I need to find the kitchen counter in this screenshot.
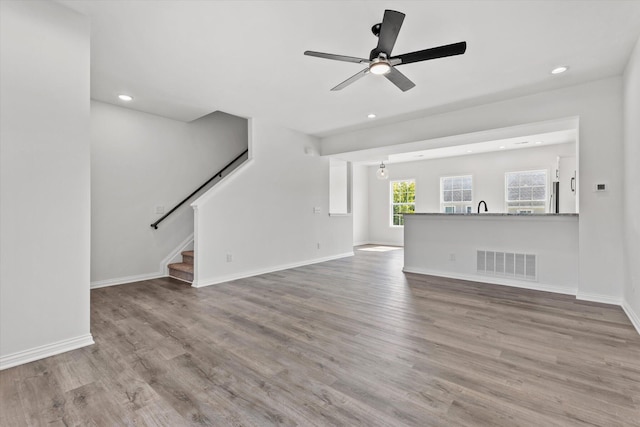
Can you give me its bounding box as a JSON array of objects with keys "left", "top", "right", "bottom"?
[
  {"left": 406, "top": 212, "right": 578, "bottom": 217},
  {"left": 403, "top": 213, "right": 579, "bottom": 295}
]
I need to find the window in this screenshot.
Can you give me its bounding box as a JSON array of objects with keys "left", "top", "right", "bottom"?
[
  {"left": 505, "top": 170, "right": 547, "bottom": 214},
  {"left": 440, "top": 175, "right": 473, "bottom": 213},
  {"left": 391, "top": 180, "right": 415, "bottom": 226}
]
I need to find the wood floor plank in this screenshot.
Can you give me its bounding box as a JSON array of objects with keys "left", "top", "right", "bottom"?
[
  {"left": 0, "top": 368, "right": 29, "bottom": 426},
  {"left": 1, "top": 246, "right": 639, "bottom": 426}
]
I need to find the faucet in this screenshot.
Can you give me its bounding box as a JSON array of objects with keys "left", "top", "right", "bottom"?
[{"left": 477, "top": 200, "right": 488, "bottom": 213}]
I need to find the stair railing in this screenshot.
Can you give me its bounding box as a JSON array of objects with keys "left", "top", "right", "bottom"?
[{"left": 150, "top": 148, "right": 249, "bottom": 229}]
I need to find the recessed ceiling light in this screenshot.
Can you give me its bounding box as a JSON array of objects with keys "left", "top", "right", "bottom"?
[
  {"left": 367, "top": 113, "right": 376, "bottom": 119},
  {"left": 551, "top": 66, "right": 568, "bottom": 75},
  {"left": 466, "top": 150, "right": 473, "bottom": 153},
  {"left": 499, "top": 146, "right": 506, "bottom": 149},
  {"left": 118, "top": 94, "right": 133, "bottom": 101},
  {"left": 535, "top": 141, "right": 542, "bottom": 144}
]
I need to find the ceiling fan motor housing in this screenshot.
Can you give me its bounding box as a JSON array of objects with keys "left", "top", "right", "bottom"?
[{"left": 371, "top": 23, "right": 382, "bottom": 37}]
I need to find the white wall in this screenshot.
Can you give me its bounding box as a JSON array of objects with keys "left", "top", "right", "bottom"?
[
  {"left": 367, "top": 143, "right": 576, "bottom": 246},
  {"left": 0, "top": 1, "right": 93, "bottom": 368},
  {"left": 322, "top": 78, "right": 625, "bottom": 304},
  {"left": 623, "top": 36, "right": 640, "bottom": 332},
  {"left": 192, "top": 119, "right": 353, "bottom": 287},
  {"left": 329, "top": 158, "right": 348, "bottom": 214},
  {"left": 91, "top": 101, "right": 247, "bottom": 286},
  {"left": 352, "top": 163, "right": 370, "bottom": 245},
  {"left": 404, "top": 215, "right": 579, "bottom": 295}
]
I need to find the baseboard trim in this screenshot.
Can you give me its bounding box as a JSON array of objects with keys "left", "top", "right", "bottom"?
[
  {"left": 167, "top": 274, "right": 193, "bottom": 284},
  {"left": 92, "top": 235, "right": 195, "bottom": 289},
  {"left": 193, "top": 252, "right": 354, "bottom": 288},
  {"left": 403, "top": 266, "right": 577, "bottom": 296},
  {"left": 356, "top": 241, "right": 403, "bottom": 247},
  {"left": 90, "top": 272, "right": 165, "bottom": 289},
  {"left": 576, "top": 292, "right": 623, "bottom": 306},
  {"left": 622, "top": 301, "right": 640, "bottom": 336},
  {"left": 0, "top": 334, "right": 94, "bottom": 371}
]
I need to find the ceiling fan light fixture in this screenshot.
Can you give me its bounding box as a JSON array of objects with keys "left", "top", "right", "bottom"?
[
  {"left": 369, "top": 60, "right": 391, "bottom": 75},
  {"left": 376, "top": 161, "right": 389, "bottom": 180}
]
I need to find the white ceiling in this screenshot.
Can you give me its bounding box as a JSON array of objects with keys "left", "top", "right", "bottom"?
[
  {"left": 386, "top": 129, "right": 576, "bottom": 165},
  {"left": 59, "top": 0, "right": 640, "bottom": 137},
  {"left": 332, "top": 124, "right": 577, "bottom": 165}
]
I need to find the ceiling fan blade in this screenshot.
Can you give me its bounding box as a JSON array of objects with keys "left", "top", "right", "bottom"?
[
  {"left": 331, "top": 68, "right": 369, "bottom": 91},
  {"left": 304, "top": 51, "right": 369, "bottom": 64},
  {"left": 384, "top": 67, "right": 415, "bottom": 92},
  {"left": 392, "top": 41, "right": 467, "bottom": 65},
  {"left": 371, "top": 10, "right": 405, "bottom": 58}
]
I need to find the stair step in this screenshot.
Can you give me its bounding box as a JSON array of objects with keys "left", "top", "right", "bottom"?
[
  {"left": 169, "top": 262, "right": 193, "bottom": 273},
  {"left": 181, "top": 250, "right": 194, "bottom": 264},
  {"left": 168, "top": 262, "right": 193, "bottom": 283}
]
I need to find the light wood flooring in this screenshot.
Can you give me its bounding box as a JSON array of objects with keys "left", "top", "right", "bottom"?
[{"left": 1, "top": 247, "right": 639, "bottom": 426}]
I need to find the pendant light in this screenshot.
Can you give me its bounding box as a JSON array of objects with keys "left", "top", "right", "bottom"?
[{"left": 376, "top": 161, "right": 389, "bottom": 180}]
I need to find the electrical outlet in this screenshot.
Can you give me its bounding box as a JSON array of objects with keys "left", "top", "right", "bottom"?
[
  {"left": 317, "top": 242, "right": 321, "bottom": 249},
  {"left": 449, "top": 253, "right": 456, "bottom": 261},
  {"left": 226, "top": 253, "right": 233, "bottom": 262},
  {"left": 313, "top": 207, "right": 321, "bottom": 214},
  {"left": 594, "top": 182, "right": 608, "bottom": 192}
]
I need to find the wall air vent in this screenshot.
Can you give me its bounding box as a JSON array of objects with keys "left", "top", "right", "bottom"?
[{"left": 477, "top": 250, "right": 537, "bottom": 281}]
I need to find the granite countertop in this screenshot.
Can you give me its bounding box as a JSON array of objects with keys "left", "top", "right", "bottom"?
[{"left": 406, "top": 213, "right": 579, "bottom": 217}]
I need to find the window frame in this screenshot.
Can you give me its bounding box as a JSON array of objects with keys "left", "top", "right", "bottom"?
[
  {"left": 504, "top": 169, "right": 548, "bottom": 214},
  {"left": 389, "top": 179, "right": 416, "bottom": 227},
  {"left": 440, "top": 174, "right": 474, "bottom": 214}
]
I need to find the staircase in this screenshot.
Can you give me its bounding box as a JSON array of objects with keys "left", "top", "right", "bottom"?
[{"left": 168, "top": 251, "right": 194, "bottom": 283}]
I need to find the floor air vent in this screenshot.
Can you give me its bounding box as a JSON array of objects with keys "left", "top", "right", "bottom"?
[{"left": 477, "top": 250, "right": 537, "bottom": 281}]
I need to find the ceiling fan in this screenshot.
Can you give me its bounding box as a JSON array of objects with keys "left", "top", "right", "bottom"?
[{"left": 304, "top": 9, "right": 467, "bottom": 92}]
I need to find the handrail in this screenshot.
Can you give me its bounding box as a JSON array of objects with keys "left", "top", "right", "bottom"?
[{"left": 150, "top": 148, "right": 249, "bottom": 229}]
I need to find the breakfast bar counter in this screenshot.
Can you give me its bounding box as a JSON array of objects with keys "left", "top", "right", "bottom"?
[{"left": 403, "top": 213, "right": 579, "bottom": 294}]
